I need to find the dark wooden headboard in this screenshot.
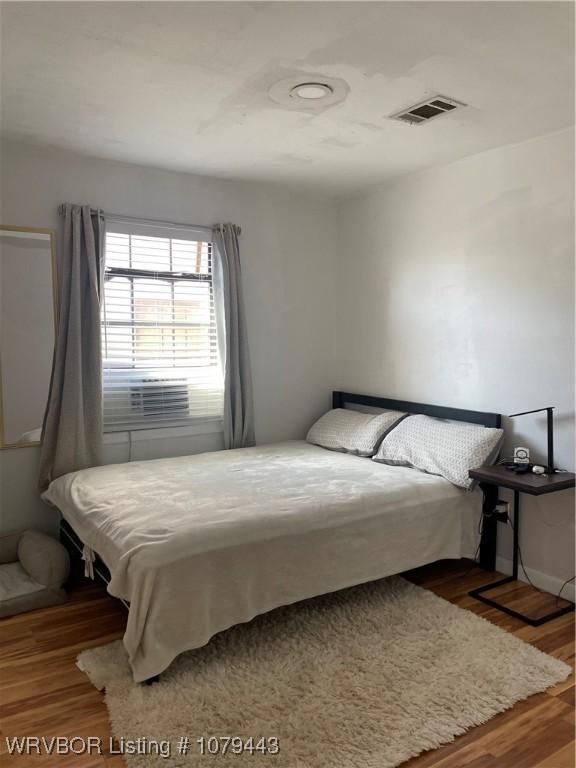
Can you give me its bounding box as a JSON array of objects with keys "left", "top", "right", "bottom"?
[{"left": 332, "top": 391, "right": 502, "bottom": 429}]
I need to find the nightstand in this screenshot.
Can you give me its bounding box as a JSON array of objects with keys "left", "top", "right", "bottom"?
[{"left": 468, "top": 465, "right": 575, "bottom": 626}]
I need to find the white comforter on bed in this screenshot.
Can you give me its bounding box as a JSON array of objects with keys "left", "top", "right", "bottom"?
[{"left": 43, "top": 441, "right": 479, "bottom": 682}]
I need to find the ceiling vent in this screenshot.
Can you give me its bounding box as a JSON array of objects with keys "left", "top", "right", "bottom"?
[{"left": 391, "top": 95, "right": 466, "bottom": 125}]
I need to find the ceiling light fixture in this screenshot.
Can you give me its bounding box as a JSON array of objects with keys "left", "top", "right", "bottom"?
[
  {"left": 290, "top": 82, "right": 334, "bottom": 101},
  {"left": 268, "top": 75, "right": 348, "bottom": 111}
]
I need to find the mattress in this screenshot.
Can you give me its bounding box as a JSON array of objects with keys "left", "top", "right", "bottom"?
[{"left": 43, "top": 441, "right": 480, "bottom": 681}]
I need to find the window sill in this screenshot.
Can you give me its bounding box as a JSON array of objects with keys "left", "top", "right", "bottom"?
[{"left": 103, "top": 419, "right": 223, "bottom": 445}]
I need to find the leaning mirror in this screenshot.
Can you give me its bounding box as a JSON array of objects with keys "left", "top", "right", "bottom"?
[{"left": 0, "top": 226, "right": 57, "bottom": 448}]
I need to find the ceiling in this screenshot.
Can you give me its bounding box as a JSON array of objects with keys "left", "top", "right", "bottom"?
[{"left": 1, "top": 2, "right": 574, "bottom": 195}]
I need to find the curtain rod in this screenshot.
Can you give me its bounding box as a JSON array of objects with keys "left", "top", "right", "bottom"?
[
  {"left": 59, "top": 205, "right": 240, "bottom": 235},
  {"left": 62, "top": 205, "right": 212, "bottom": 232},
  {"left": 100, "top": 211, "right": 213, "bottom": 233}
]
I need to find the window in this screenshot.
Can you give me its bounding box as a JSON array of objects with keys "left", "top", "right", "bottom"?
[{"left": 101, "top": 224, "right": 223, "bottom": 431}]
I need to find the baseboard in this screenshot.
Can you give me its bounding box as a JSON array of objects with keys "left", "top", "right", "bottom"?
[{"left": 495, "top": 556, "right": 575, "bottom": 604}]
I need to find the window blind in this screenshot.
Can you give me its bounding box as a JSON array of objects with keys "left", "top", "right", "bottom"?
[{"left": 102, "top": 225, "right": 223, "bottom": 432}]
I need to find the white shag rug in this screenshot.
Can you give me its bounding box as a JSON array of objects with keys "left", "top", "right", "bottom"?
[{"left": 78, "top": 577, "right": 570, "bottom": 768}]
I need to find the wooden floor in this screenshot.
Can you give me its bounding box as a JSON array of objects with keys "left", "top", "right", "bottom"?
[{"left": 0, "top": 561, "right": 573, "bottom": 767}]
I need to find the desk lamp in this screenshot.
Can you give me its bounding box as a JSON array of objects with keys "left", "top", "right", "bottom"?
[{"left": 508, "top": 407, "right": 556, "bottom": 474}]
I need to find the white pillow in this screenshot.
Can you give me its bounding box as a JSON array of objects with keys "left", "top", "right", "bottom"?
[
  {"left": 306, "top": 408, "right": 406, "bottom": 457},
  {"left": 372, "top": 414, "right": 503, "bottom": 489}
]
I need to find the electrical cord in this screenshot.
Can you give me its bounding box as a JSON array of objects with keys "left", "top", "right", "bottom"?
[
  {"left": 469, "top": 508, "right": 544, "bottom": 593},
  {"left": 556, "top": 575, "right": 575, "bottom": 604},
  {"left": 466, "top": 507, "right": 537, "bottom": 588},
  {"left": 464, "top": 499, "right": 574, "bottom": 606},
  {"left": 507, "top": 516, "right": 542, "bottom": 594},
  {"left": 507, "top": 516, "right": 575, "bottom": 603},
  {"left": 462, "top": 508, "right": 495, "bottom": 579}
]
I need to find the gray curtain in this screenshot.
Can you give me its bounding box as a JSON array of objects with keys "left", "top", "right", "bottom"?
[
  {"left": 212, "top": 223, "right": 255, "bottom": 449},
  {"left": 39, "top": 204, "right": 105, "bottom": 490}
]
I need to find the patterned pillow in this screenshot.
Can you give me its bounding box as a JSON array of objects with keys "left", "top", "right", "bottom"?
[
  {"left": 372, "top": 414, "right": 503, "bottom": 489},
  {"left": 306, "top": 408, "right": 406, "bottom": 457}
]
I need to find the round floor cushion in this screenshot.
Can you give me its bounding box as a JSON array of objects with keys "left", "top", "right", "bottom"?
[{"left": 18, "top": 530, "right": 70, "bottom": 589}]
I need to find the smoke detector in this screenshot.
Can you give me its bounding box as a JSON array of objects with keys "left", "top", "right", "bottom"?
[
  {"left": 391, "top": 95, "right": 467, "bottom": 125},
  {"left": 268, "top": 75, "right": 349, "bottom": 111}
]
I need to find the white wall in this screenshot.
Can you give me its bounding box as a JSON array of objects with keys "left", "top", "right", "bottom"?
[
  {"left": 336, "top": 128, "right": 575, "bottom": 595},
  {"left": 0, "top": 140, "right": 338, "bottom": 535},
  {"left": 1, "top": 131, "right": 573, "bottom": 598}
]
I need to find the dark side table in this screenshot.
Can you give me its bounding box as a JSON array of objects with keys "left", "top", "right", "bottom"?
[{"left": 468, "top": 465, "right": 575, "bottom": 626}]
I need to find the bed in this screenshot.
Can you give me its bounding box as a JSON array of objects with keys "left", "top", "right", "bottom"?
[{"left": 43, "top": 392, "right": 502, "bottom": 683}]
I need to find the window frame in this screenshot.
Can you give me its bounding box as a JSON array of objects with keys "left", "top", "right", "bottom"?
[{"left": 101, "top": 222, "right": 223, "bottom": 433}]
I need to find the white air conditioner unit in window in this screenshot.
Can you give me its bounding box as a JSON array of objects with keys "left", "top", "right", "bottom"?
[{"left": 130, "top": 376, "right": 190, "bottom": 419}]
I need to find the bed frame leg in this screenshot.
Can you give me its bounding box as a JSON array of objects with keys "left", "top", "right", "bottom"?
[{"left": 143, "top": 675, "right": 160, "bottom": 686}]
